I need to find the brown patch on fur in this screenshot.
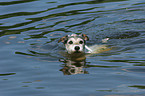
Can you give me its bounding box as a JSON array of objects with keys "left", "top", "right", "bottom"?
[
  {"left": 82, "top": 34, "right": 89, "bottom": 41},
  {"left": 58, "top": 35, "right": 68, "bottom": 43}
]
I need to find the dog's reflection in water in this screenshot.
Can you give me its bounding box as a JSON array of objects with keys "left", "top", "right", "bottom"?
[{"left": 59, "top": 57, "right": 88, "bottom": 75}]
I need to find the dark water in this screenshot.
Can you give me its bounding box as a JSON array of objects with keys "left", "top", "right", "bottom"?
[{"left": 0, "top": 0, "right": 145, "bottom": 96}]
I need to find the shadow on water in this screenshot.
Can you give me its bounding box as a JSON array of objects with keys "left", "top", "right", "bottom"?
[
  {"left": 0, "top": 0, "right": 38, "bottom": 5},
  {"left": 0, "top": 73, "right": 16, "bottom": 76},
  {"left": 106, "top": 31, "right": 140, "bottom": 39},
  {"left": 129, "top": 85, "right": 145, "bottom": 89}
]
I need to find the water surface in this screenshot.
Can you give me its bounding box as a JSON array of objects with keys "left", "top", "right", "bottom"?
[{"left": 0, "top": 0, "right": 145, "bottom": 96}]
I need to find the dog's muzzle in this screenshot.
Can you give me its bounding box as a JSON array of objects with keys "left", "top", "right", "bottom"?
[{"left": 73, "top": 45, "right": 83, "bottom": 53}]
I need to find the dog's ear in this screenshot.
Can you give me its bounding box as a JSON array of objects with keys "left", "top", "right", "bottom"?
[
  {"left": 81, "top": 34, "right": 89, "bottom": 41},
  {"left": 58, "top": 35, "right": 68, "bottom": 43}
]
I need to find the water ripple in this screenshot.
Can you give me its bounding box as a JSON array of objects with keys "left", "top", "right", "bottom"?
[{"left": 0, "top": 0, "right": 38, "bottom": 6}]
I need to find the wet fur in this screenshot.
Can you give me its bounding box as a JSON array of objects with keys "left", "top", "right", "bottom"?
[{"left": 58, "top": 34, "right": 111, "bottom": 61}]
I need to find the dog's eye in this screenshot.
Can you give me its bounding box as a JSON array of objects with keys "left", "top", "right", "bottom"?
[
  {"left": 68, "top": 41, "right": 73, "bottom": 44},
  {"left": 79, "top": 41, "right": 83, "bottom": 44}
]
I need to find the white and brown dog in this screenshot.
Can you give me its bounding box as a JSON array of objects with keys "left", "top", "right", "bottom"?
[
  {"left": 58, "top": 34, "right": 89, "bottom": 54},
  {"left": 58, "top": 34, "right": 110, "bottom": 61}
]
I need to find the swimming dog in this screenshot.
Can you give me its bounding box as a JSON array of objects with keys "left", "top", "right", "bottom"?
[{"left": 58, "top": 34, "right": 110, "bottom": 61}]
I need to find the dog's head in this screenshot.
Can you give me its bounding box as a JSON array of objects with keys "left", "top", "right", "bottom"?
[{"left": 58, "top": 34, "right": 89, "bottom": 54}]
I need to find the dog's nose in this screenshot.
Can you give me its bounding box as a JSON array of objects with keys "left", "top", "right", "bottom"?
[{"left": 75, "top": 46, "right": 80, "bottom": 51}]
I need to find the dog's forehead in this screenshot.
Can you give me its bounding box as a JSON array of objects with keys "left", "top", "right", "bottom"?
[{"left": 68, "top": 36, "right": 84, "bottom": 41}]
